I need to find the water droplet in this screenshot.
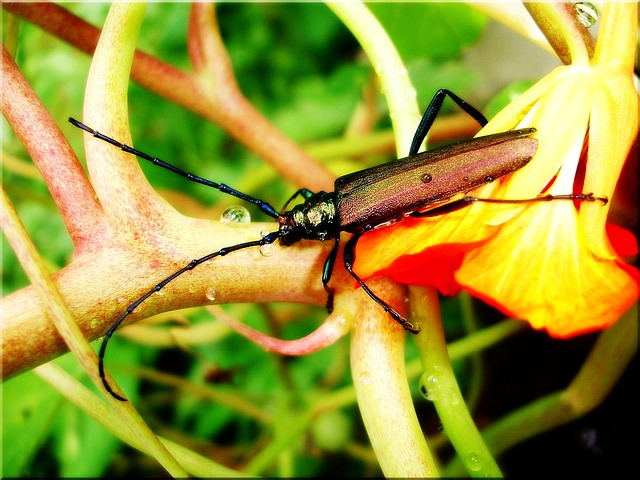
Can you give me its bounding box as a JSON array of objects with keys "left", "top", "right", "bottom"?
[
  {"left": 205, "top": 286, "right": 216, "bottom": 301},
  {"left": 484, "top": 175, "right": 494, "bottom": 183},
  {"left": 574, "top": 2, "right": 598, "bottom": 28},
  {"left": 420, "top": 172, "right": 433, "bottom": 183},
  {"left": 419, "top": 373, "right": 441, "bottom": 401},
  {"left": 359, "top": 373, "right": 371, "bottom": 385},
  {"left": 155, "top": 289, "right": 165, "bottom": 297},
  {"left": 259, "top": 243, "right": 273, "bottom": 257},
  {"left": 465, "top": 452, "right": 482, "bottom": 472},
  {"left": 462, "top": 175, "right": 470, "bottom": 182},
  {"left": 220, "top": 205, "right": 251, "bottom": 224},
  {"left": 116, "top": 297, "right": 126, "bottom": 304}
]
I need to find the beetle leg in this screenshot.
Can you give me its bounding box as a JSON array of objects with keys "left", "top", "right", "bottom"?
[
  {"left": 409, "top": 197, "right": 475, "bottom": 218},
  {"left": 410, "top": 192, "right": 608, "bottom": 219},
  {"left": 321, "top": 238, "right": 340, "bottom": 313},
  {"left": 410, "top": 89, "right": 489, "bottom": 156},
  {"left": 281, "top": 188, "right": 315, "bottom": 212},
  {"left": 343, "top": 233, "right": 420, "bottom": 334}
]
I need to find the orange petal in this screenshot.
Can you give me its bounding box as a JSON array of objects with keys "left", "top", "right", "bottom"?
[
  {"left": 354, "top": 183, "right": 506, "bottom": 279},
  {"left": 456, "top": 200, "right": 638, "bottom": 337}
]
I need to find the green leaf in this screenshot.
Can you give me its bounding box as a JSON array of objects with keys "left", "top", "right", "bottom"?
[
  {"left": 2, "top": 372, "right": 63, "bottom": 476},
  {"left": 367, "top": 3, "right": 488, "bottom": 62}
]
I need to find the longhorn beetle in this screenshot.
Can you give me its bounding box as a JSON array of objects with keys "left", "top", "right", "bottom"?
[{"left": 70, "top": 89, "right": 606, "bottom": 400}]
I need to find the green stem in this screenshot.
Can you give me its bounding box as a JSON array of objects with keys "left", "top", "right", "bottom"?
[
  {"left": 326, "top": 1, "right": 420, "bottom": 155},
  {"left": 406, "top": 318, "right": 525, "bottom": 381},
  {"left": 446, "top": 304, "right": 638, "bottom": 476},
  {"left": 411, "top": 286, "right": 502, "bottom": 477},
  {"left": 326, "top": 3, "right": 437, "bottom": 476}
]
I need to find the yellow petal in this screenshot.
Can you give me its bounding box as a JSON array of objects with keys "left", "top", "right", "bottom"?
[
  {"left": 581, "top": 68, "right": 638, "bottom": 259},
  {"left": 456, "top": 200, "right": 637, "bottom": 337}
]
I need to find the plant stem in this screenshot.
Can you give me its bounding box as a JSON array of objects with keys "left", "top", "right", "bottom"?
[
  {"left": 326, "top": 1, "right": 420, "bottom": 155},
  {"left": 444, "top": 304, "right": 638, "bottom": 475},
  {"left": 350, "top": 279, "right": 439, "bottom": 477},
  {"left": 411, "top": 286, "right": 502, "bottom": 477}
]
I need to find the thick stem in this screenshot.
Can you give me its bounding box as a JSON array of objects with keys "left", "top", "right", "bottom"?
[
  {"left": 1, "top": 46, "right": 106, "bottom": 253},
  {"left": 1, "top": 222, "right": 331, "bottom": 380},
  {"left": 350, "top": 278, "right": 438, "bottom": 477}
]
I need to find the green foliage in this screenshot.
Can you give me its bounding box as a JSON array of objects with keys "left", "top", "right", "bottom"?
[
  {"left": 2, "top": 372, "right": 63, "bottom": 477},
  {"left": 368, "top": 3, "right": 487, "bottom": 63}
]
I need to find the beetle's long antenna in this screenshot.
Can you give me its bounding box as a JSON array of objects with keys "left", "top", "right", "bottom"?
[
  {"left": 99, "top": 231, "right": 282, "bottom": 401},
  {"left": 69, "top": 118, "right": 281, "bottom": 219}
]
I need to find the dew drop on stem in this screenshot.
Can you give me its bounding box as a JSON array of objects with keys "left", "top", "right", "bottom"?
[
  {"left": 574, "top": 2, "right": 598, "bottom": 28},
  {"left": 205, "top": 286, "right": 217, "bottom": 301},
  {"left": 220, "top": 205, "right": 251, "bottom": 225}
]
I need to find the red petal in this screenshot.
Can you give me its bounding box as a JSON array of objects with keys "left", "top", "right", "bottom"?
[
  {"left": 385, "top": 242, "right": 483, "bottom": 296},
  {"left": 606, "top": 223, "right": 638, "bottom": 257}
]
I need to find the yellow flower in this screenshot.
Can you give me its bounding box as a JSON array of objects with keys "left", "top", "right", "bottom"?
[{"left": 355, "top": 3, "right": 638, "bottom": 337}]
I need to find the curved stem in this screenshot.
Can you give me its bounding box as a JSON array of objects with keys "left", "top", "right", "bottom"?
[
  {"left": 83, "top": 3, "right": 174, "bottom": 232},
  {"left": 445, "top": 304, "right": 638, "bottom": 475},
  {"left": 1, "top": 46, "right": 106, "bottom": 252},
  {"left": 326, "top": 2, "right": 420, "bottom": 156},
  {"left": 351, "top": 279, "right": 439, "bottom": 477},
  {"left": 411, "top": 286, "right": 502, "bottom": 477},
  {"left": 524, "top": 2, "right": 594, "bottom": 66}
]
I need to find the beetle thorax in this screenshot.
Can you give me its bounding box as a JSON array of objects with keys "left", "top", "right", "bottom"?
[{"left": 278, "top": 191, "right": 339, "bottom": 245}]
